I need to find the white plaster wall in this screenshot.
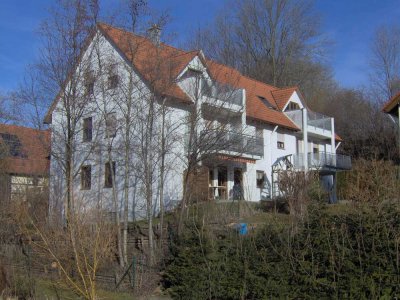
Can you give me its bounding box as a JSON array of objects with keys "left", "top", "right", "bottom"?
[
  {"left": 49, "top": 31, "right": 191, "bottom": 220},
  {"left": 283, "top": 92, "right": 305, "bottom": 110}
]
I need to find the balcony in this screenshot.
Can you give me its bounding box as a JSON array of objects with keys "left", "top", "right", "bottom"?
[
  {"left": 200, "top": 129, "right": 264, "bottom": 157},
  {"left": 292, "top": 152, "right": 352, "bottom": 171},
  {"left": 285, "top": 109, "right": 332, "bottom": 138},
  {"left": 201, "top": 79, "right": 244, "bottom": 107}
]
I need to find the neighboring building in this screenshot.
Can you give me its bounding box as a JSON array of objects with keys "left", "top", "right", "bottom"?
[
  {"left": 383, "top": 91, "right": 400, "bottom": 158},
  {"left": 45, "top": 23, "right": 351, "bottom": 219},
  {"left": 383, "top": 92, "right": 400, "bottom": 120},
  {"left": 0, "top": 124, "right": 50, "bottom": 203}
]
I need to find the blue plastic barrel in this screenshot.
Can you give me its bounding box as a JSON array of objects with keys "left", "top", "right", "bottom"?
[{"left": 234, "top": 223, "right": 247, "bottom": 235}]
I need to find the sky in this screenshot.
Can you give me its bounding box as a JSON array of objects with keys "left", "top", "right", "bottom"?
[{"left": 1, "top": 0, "right": 400, "bottom": 93}]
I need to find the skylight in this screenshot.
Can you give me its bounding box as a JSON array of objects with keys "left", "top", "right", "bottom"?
[{"left": 257, "top": 95, "right": 275, "bottom": 109}]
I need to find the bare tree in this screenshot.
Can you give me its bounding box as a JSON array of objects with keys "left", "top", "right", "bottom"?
[
  {"left": 191, "top": 0, "right": 328, "bottom": 89},
  {"left": 18, "top": 204, "right": 115, "bottom": 300},
  {"left": 93, "top": 13, "right": 176, "bottom": 266},
  {"left": 0, "top": 91, "right": 17, "bottom": 124},
  {"left": 318, "top": 88, "right": 398, "bottom": 160},
  {"left": 9, "top": 68, "right": 52, "bottom": 130},
  {"left": 39, "top": 0, "right": 100, "bottom": 223},
  {"left": 369, "top": 24, "right": 400, "bottom": 103}
]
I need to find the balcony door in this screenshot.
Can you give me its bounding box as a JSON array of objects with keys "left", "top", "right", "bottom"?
[
  {"left": 233, "top": 168, "right": 243, "bottom": 200},
  {"left": 217, "top": 167, "right": 228, "bottom": 200}
]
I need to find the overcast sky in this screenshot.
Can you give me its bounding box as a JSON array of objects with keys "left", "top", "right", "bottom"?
[{"left": 1, "top": 0, "right": 400, "bottom": 92}]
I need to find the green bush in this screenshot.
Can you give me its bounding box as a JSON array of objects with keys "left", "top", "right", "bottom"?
[{"left": 164, "top": 205, "right": 400, "bottom": 299}]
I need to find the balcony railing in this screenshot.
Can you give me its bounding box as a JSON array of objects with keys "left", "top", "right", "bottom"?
[
  {"left": 285, "top": 109, "right": 332, "bottom": 132},
  {"left": 201, "top": 79, "right": 243, "bottom": 106},
  {"left": 201, "top": 129, "right": 264, "bottom": 157},
  {"left": 292, "top": 152, "right": 352, "bottom": 170}
]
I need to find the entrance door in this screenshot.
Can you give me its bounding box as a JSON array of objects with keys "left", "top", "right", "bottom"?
[{"left": 233, "top": 168, "right": 243, "bottom": 200}]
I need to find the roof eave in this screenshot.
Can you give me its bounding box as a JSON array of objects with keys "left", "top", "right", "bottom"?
[
  {"left": 246, "top": 116, "right": 300, "bottom": 131},
  {"left": 383, "top": 92, "right": 400, "bottom": 116}
]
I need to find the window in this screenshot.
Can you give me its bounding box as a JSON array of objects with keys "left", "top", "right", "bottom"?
[
  {"left": 277, "top": 133, "right": 285, "bottom": 149},
  {"left": 255, "top": 127, "right": 263, "bottom": 138},
  {"left": 106, "top": 112, "right": 117, "bottom": 138},
  {"left": 183, "top": 67, "right": 202, "bottom": 79},
  {"left": 108, "top": 74, "right": 119, "bottom": 89},
  {"left": 83, "top": 117, "right": 93, "bottom": 142},
  {"left": 286, "top": 102, "right": 300, "bottom": 111},
  {"left": 81, "top": 165, "right": 91, "bottom": 190},
  {"left": 84, "top": 70, "right": 95, "bottom": 96},
  {"left": 313, "top": 144, "right": 319, "bottom": 154},
  {"left": 256, "top": 171, "right": 265, "bottom": 188},
  {"left": 0, "top": 133, "right": 25, "bottom": 157},
  {"left": 104, "top": 161, "right": 116, "bottom": 188}
]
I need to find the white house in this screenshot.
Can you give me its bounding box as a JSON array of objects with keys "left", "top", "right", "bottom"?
[{"left": 45, "top": 23, "right": 351, "bottom": 220}]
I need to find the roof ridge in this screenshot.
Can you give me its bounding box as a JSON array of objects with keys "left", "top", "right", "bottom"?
[
  {"left": 272, "top": 86, "right": 298, "bottom": 93},
  {"left": 239, "top": 74, "right": 278, "bottom": 90},
  {"left": 171, "top": 50, "right": 198, "bottom": 59}
]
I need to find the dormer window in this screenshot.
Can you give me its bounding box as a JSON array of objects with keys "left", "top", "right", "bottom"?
[
  {"left": 286, "top": 102, "right": 300, "bottom": 111},
  {"left": 182, "top": 67, "right": 202, "bottom": 80}
]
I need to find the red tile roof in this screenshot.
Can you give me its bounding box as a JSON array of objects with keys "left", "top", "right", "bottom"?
[
  {"left": 45, "top": 23, "right": 342, "bottom": 139},
  {"left": 382, "top": 91, "right": 400, "bottom": 116},
  {"left": 206, "top": 60, "right": 299, "bottom": 130},
  {"left": 271, "top": 87, "right": 298, "bottom": 110},
  {"left": 0, "top": 124, "right": 50, "bottom": 176},
  {"left": 98, "top": 22, "right": 194, "bottom": 103}
]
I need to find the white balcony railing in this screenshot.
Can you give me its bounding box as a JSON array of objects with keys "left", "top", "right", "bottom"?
[
  {"left": 292, "top": 152, "right": 352, "bottom": 170},
  {"left": 285, "top": 109, "right": 332, "bottom": 132},
  {"left": 201, "top": 79, "right": 243, "bottom": 106},
  {"left": 200, "top": 129, "right": 263, "bottom": 157}
]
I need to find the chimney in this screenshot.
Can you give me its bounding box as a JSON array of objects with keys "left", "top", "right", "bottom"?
[{"left": 147, "top": 24, "right": 161, "bottom": 46}]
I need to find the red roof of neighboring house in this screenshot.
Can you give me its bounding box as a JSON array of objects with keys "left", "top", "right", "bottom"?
[
  {"left": 382, "top": 91, "right": 400, "bottom": 116},
  {"left": 0, "top": 124, "right": 50, "bottom": 176}
]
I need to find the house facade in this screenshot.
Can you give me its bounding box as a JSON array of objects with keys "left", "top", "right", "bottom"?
[
  {"left": 45, "top": 23, "right": 351, "bottom": 220},
  {"left": 0, "top": 124, "right": 50, "bottom": 204}
]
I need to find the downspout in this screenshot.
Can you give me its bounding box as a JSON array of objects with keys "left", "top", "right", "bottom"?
[{"left": 335, "top": 141, "right": 342, "bottom": 151}]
